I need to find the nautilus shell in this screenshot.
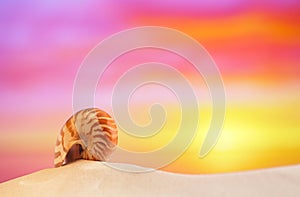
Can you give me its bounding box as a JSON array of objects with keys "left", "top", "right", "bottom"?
[{"left": 54, "top": 108, "right": 118, "bottom": 167}]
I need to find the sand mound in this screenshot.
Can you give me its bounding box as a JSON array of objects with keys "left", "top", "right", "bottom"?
[{"left": 1, "top": 160, "right": 299, "bottom": 196}]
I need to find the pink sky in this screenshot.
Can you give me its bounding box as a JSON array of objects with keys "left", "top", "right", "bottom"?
[{"left": 0, "top": 0, "right": 299, "bottom": 182}]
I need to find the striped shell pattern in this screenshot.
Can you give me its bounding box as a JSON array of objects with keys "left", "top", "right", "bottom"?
[{"left": 54, "top": 108, "right": 118, "bottom": 167}]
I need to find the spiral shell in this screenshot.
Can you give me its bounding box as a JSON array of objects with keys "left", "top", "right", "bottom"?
[{"left": 54, "top": 108, "right": 118, "bottom": 167}]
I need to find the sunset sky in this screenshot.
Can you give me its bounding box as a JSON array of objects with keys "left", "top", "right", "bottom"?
[{"left": 0, "top": 0, "right": 300, "bottom": 182}]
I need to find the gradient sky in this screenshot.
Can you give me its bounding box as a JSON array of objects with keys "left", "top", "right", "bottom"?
[{"left": 0, "top": 0, "right": 300, "bottom": 182}]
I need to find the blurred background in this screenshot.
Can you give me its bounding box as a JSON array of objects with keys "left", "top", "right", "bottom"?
[{"left": 0, "top": 0, "right": 299, "bottom": 182}]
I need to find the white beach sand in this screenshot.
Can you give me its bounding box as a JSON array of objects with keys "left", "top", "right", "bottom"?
[{"left": 0, "top": 160, "right": 299, "bottom": 197}]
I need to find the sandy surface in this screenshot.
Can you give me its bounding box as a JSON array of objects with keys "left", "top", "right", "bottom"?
[{"left": 0, "top": 160, "right": 299, "bottom": 197}]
